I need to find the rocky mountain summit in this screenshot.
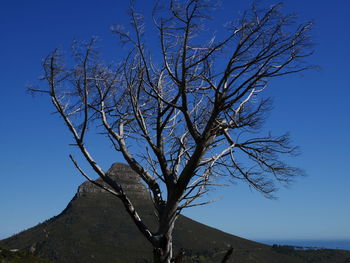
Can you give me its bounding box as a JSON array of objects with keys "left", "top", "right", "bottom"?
[{"left": 77, "top": 163, "right": 148, "bottom": 198}]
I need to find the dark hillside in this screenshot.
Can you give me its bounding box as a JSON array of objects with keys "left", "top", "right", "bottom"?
[
  {"left": 0, "top": 246, "right": 52, "bottom": 263},
  {"left": 1, "top": 163, "right": 349, "bottom": 263}
]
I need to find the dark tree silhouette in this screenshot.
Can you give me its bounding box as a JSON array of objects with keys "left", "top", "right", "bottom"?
[{"left": 32, "top": 1, "right": 313, "bottom": 262}]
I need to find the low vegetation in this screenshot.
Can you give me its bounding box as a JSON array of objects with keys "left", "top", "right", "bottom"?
[
  {"left": 271, "top": 245, "right": 350, "bottom": 263},
  {"left": 0, "top": 246, "right": 52, "bottom": 263}
]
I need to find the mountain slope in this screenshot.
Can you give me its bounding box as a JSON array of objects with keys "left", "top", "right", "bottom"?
[
  {"left": 0, "top": 246, "right": 52, "bottom": 263},
  {"left": 1, "top": 163, "right": 349, "bottom": 263}
]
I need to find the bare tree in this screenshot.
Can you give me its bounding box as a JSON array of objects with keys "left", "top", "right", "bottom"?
[{"left": 32, "top": 1, "right": 313, "bottom": 262}]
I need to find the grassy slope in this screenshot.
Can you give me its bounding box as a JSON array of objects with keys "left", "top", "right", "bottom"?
[
  {"left": 1, "top": 192, "right": 350, "bottom": 263},
  {"left": 0, "top": 246, "right": 52, "bottom": 263}
]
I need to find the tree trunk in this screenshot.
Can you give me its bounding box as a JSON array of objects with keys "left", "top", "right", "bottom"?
[{"left": 153, "top": 233, "right": 173, "bottom": 263}]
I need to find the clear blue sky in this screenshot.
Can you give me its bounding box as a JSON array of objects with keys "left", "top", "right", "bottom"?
[{"left": 1, "top": 0, "right": 349, "bottom": 242}]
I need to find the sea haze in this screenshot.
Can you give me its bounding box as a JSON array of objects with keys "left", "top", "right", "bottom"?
[{"left": 257, "top": 240, "right": 350, "bottom": 251}]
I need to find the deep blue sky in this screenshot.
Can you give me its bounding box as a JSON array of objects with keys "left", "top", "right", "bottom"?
[{"left": 1, "top": 0, "right": 349, "bottom": 242}]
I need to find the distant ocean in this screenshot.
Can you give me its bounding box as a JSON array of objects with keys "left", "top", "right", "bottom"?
[{"left": 257, "top": 240, "right": 350, "bottom": 251}]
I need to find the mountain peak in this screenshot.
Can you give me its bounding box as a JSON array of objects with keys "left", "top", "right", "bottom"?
[
  {"left": 77, "top": 163, "right": 148, "bottom": 197},
  {"left": 2, "top": 163, "right": 349, "bottom": 263}
]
